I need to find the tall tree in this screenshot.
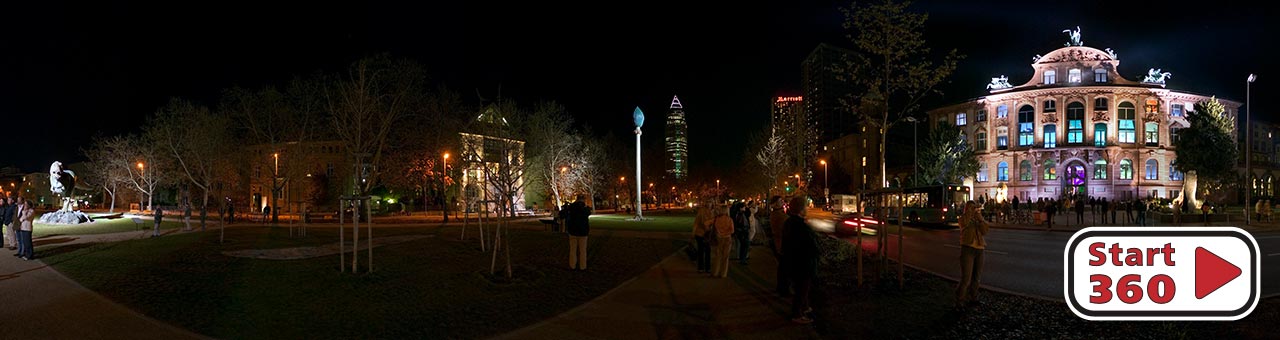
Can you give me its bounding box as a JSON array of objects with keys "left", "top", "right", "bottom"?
[
  {"left": 755, "top": 129, "right": 789, "bottom": 195},
  {"left": 841, "top": 0, "right": 961, "bottom": 188},
  {"left": 223, "top": 77, "right": 326, "bottom": 223},
  {"left": 524, "top": 101, "right": 578, "bottom": 207},
  {"left": 917, "top": 123, "right": 978, "bottom": 185},
  {"left": 325, "top": 55, "right": 425, "bottom": 196},
  {"left": 82, "top": 135, "right": 130, "bottom": 212},
  {"left": 1174, "top": 97, "right": 1238, "bottom": 208},
  {"left": 147, "top": 98, "right": 236, "bottom": 230}
]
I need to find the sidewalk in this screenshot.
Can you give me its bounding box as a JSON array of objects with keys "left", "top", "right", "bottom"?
[
  {"left": 496, "top": 246, "right": 818, "bottom": 340},
  {"left": 0, "top": 239, "right": 205, "bottom": 338}
]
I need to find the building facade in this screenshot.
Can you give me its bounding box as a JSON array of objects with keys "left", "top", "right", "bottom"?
[
  {"left": 665, "top": 95, "right": 688, "bottom": 181},
  {"left": 803, "top": 43, "right": 860, "bottom": 145},
  {"left": 460, "top": 105, "right": 527, "bottom": 212},
  {"left": 928, "top": 42, "right": 1240, "bottom": 203},
  {"left": 772, "top": 95, "right": 819, "bottom": 183}
]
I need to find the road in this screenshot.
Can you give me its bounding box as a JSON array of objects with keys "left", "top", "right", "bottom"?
[{"left": 817, "top": 217, "right": 1280, "bottom": 300}]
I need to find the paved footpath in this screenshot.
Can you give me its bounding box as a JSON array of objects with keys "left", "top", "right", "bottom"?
[
  {"left": 0, "top": 230, "right": 205, "bottom": 339},
  {"left": 496, "top": 245, "right": 819, "bottom": 340}
]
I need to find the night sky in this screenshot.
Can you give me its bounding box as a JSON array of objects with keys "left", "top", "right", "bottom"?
[{"left": 1, "top": 1, "right": 1274, "bottom": 174}]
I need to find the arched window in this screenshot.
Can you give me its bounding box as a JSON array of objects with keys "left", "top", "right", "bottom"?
[
  {"left": 1145, "top": 159, "right": 1158, "bottom": 180},
  {"left": 997, "top": 162, "right": 1009, "bottom": 182},
  {"left": 1067, "top": 102, "right": 1084, "bottom": 144},
  {"left": 978, "top": 163, "right": 989, "bottom": 182},
  {"left": 1120, "top": 159, "right": 1133, "bottom": 180},
  {"left": 1044, "top": 159, "right": 1057, "bottom": 180},
  {"left": 997, "top": 126, "right": 1009, "bottom": 150},
  {"left": 1069, "top": 68, "right": 1082, "bottom": 83},
  {"left": 1118, "top": 102, "right": 1136, "bottom": 143},
  {"left": 1094, "top": 68, "right": 1108, "bottom": 83},
  {"left": 1043, "top": 124, "right": 1057, "bottom": 148},
  {"left": 1170, "top": 159, "right": 1183, "bottom": 181},
  {"left": 1044, "top": 99, "right": 1057, "bottom": 112},
  {"left": 976, "top": 130, "right": 987, "bottom": 151},
  {"left": 1020, "top": 160, "right": 1032, "bottom": 181},
  {"left": 1018, "top": 105, "right": 1035, "bottom": 146},
  {"left": 1145, "top": 122, "right": 1159, "bottom": 146},
  {"left": 1094, "top": 123, "right": 1108, "bottom": 147},
  {"left": 1044, "top": 70, "right": 1057, "bottom": 84},
  {"left": 1093, "top": 159, "right": 1108, "bottom": 179}
]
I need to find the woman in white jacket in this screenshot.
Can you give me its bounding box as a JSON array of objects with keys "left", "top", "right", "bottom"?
[{"left": 18, "top": 199, "right": 34, "bottom": 260}]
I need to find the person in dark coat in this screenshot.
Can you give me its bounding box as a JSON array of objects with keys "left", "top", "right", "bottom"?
[
  {"left": 153, "top": 206, "right": 164, "bottom": 237},
  {"left": 782, "top": 196, "right": 818, "bottom": 324},
  {"left": 566, "top": 194, "right": 593, "bottom": 271},
  {"left": 1, "top": 197, "right": 13, "bottom": 250},
  {"left": 1074, "top": 198, "right": 1085, "bottom": 226},
  {"left": 731, "top": 201, "right": 751, "bottom": 264}
]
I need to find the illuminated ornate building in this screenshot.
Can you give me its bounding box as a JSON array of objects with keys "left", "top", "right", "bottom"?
[
  {"left": 928, "top": 31, "right": 1240, "bottom": 202},
  {"left": 665, "top": 95, "right": 688, "bottom": 181}
]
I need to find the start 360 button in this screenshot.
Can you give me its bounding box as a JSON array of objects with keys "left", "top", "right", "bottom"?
[{"left": 1064, "top": 227, "right": 1260, "bottom": 321}]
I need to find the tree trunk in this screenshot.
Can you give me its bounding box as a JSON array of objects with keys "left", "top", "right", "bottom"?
[
  {"left": 505, "top": 199, "right": 513, "bottom": 279},
  {"left": 107, "top": 188, "right": 116, "bottom": 213},
  {"left": 200, "top": 189, "right": 209, "bottom": 231}
]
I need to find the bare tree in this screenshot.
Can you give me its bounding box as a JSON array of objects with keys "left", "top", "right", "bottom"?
[
  {"left": 325, "top": 55, "right": 425, "bottom": 196},
  {"left": 82, "top": 136, "right": 129, "bottom": 212},
  {"left": 147, "top": 98, "right": 236, "bottom": 231},
  {"left": 524, "top": 101, "right": 578, "bottom": 207},
  {"left": 756, "top": 129, "right": 789, "bottom": 195}
]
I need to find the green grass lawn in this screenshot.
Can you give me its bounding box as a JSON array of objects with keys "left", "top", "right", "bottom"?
[
  {"left": 33, "top": 216, "right": 189, "bottom": 238},
  {"left": 588, "top": 210, "right": 694, "bottom": 233},
  {"left": 43, "top": 225, "right": 686, "bottom": 339}
]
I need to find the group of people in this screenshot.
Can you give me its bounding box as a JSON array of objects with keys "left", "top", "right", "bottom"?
[
  {"left": 692, "top": 195, "right": 820, "bottom": 324},
  {"left": 559, "top": 194, "right": 593, "bottom": 271},
  {"left": 0, "top": 195, "right": 37, "bottom": 260},
  {"left": 975, "top": 194, "right": 1181, "bottom": 228}
]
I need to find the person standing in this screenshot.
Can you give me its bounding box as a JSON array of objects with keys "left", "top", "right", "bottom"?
[
  {"left": 184, "top": 202, "right": 193, "bottom": 231},
  {"left": 732, "top": 202, "right": 751, "bottom": 265},
  {"left": 1202, "top": 201, "right": 1212, "bottom": 226},
  {"left": 1135, "top": 200, "right": 1147, "bottom": 226},
  {"left": 956, "top": 201, "right": 990, "bottom": 308},
  {"left": 782, "top": 196, "right": 818, "bottom": 324},
  {"left": 0, "top": 197, "right": 11, "bottom": 249},
  {"left": 746, "top": 200, "right": 760, "bottom": 246},
  {"left": 1124, "top": 200, "right": 1133, "bottom": 224},
  {"left": 13, "top": 197, "right": 26, "bottom": 256},
  {"left": 692, "top": 204, "right": 713, "bottom": 273},
  {"left": 18, "top": 198, "right": 35, "bottom": 260},
  {"left": 711, "top": 205, "right": 734, "bottom": 278},
  {"left": 1074, "top": 197, "right": 1085, "bottom": 226},
  {"left": 153, "top": 206, "right": 164, "bottom": 237},
  {"left": 225, "top": 197, "right": 235, "bottom": 225},
  {"left": 566, "top": 194, "right": 592, "bottom": 271},
  {"left": 768, "top": 196, "right": 790, "bottom": 296}
]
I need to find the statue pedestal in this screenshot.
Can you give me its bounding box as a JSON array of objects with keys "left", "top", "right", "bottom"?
[{"left": 38, "top": 210, "right": 94, "bottom": 225}]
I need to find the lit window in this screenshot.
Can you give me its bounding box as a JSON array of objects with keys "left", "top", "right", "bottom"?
[
  {"left": 976, "top": 110, "right": 987, "bottom": 122},
  {"left": 861, "top": 157, "right": 866, "bottom": 167},
  {"left": 997, "top": 127, "right": 1009, "bottom": 150},
  {"left": 1018, "top": 105, "right": 1034, "bottom": 146},
  {"left": 1043, "top": 99, "right": 1056, "bottom": 112},
  {"left": 1171, "top": 103, "right": 1183, "bottom": 117},
  {"left": 977, "top": 163, "right": 989, "bottom": 182},
  {"left": 1119, "top": 159, "right": 1133, "bottom": 180},
  {"left": 976, "top": 131, "right": 987, "bottom": 151},
  {"left": 1020, "top": 160, "right": 1032, "bottom": 181},
  {"left": 997, "top": 162, "right": 1009, "bottom": 182},
  {"left": 1069, "top": 68, "right": 1081, "bottom": 83},
  {"left": 997, "top": 105, "right": 1008, "bottom": 118},
  {"left": 1067, "top": 102, "right": 1084, "bottom": 144},
  {"left": 1171, "top": 125, "right": 1182, "bottom": 144},
  {"left": 1094, "top": 68, "right": 1108, "bottom": 83},
  {"left": 1043, "top": 124, "right": 1057, "bottom": 148},
  {"left": 1170, "top": 160, "right": 1183, "bottom": 181},
  {"left": 1093, "top": 159, "right": 1108, "bottom": 179},
  {"left": 1044, "top": 159, "right": 1057, "bottom": 180},
  {"left": 1145, "top": 122, "right": 1159, "bottom": 146},
  {"left": 1145, "top": 159, "right": 1158, "bottom": 180},
  {"left": 1145, "top": 98, "right": 1159, "bottom": 114},
  {"left": 956, "top": 113, "right": 967, "bottom": 126},
  {"left": 1044, "top": 70, "right": 1057, "bottom": 85},
  {"left": 1094, "top": 123, "right": 1108, "bottom": 147},
  {"left": 1118, "top": 102, "right": 1136, "bottom": 143}
]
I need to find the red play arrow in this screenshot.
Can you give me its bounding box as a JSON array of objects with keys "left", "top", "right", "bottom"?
[{"left": 1196, "top": 247, "right": 1242, "bottom": 299}]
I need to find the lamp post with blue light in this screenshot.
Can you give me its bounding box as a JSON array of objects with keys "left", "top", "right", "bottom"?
[{"left": 633, "top": 107, "right": 645, "bottom": 220}]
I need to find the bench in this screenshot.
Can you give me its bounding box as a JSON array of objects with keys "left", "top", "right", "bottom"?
[{"left": 131, "top": 217, "right": 144, "bottom": 230}]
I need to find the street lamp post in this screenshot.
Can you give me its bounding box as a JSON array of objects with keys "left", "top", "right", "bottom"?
[
  {"left": 905, "top": 117, "right": 919, "bottom": 186},
  {"left": 272, "top": 152, "right": 279, "bottom": 224},
  {"left": 820, "top": 160, "right": 828, "bottom": 205},
  {"left": 1247, "top": 74, "right": 1257, "bottom": 224},
  {"left": 633, "top": 107, "right": 645, "bottom": 220},
  {"left": 137, "top": 162, "right": 146, "bottom": 211},
  {"left": 443, "top": 153, "right": 450, "bottom": 222}
]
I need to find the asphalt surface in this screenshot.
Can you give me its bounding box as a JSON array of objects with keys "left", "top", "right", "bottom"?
[{"left": 815, "top": 216, "right": 1280, "bottom": 300}]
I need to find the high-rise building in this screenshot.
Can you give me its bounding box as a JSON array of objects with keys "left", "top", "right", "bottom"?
[
  {"left": 772, "top": 95, "right": 819, "bottom": 185},
  {"left": 802, "top": 43, "right": 860, "bottom": 145},
  {"left": 665, "top": 95, "right": 688, "bottom": 181}
]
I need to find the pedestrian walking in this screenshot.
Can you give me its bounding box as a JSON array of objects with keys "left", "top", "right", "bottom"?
[
  {"left": 957, "top": 201, "right": 990, "bottom": 308},
  {"left": 768, "top": 196, "right": 790, "bottom": 296},
  {"left": 712, "top": 204, "right": 735, "bottom": 278},
  {"left": 566, "top": 194, "right": 592, "bottom": 271},
  {"left": 1074, "top": 197, "right": 1085, "bottom": 226},
  {"left": 782, "top": 196, "right": 818, "bottom": 324},
  {"left": 692, "top": 204, "right": 713, "bottom": 273}
]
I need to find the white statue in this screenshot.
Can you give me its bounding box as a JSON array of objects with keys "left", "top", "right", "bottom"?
[
  {"left": 1104, "top": 48, "right": 1117, "bottom": 59},
  {"left": 1143, "top": 68, "right": 1172, "bottom": 84},
  {"left": 1063, "top": 26, "right": 1082, "bottom": 46},
  {"left": 48, "top": 161, "right": 78, "bottom": 211},
  {"left": 986, "top": 75, "right": 1013, "bottom": 90},
  {"left": 1032, "top": 54, "right": 1042, "bottom": 63}
]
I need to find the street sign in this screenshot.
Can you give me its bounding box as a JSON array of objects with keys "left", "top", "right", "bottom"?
[{"left": 1064, "top": 227, "right": 1260, "bottom": 321}]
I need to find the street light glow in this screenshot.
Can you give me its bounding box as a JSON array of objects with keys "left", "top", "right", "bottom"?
[
  {"left": 820, "top": 160, "right": 826, "bottom": 165},
  {"left": 137, "top": 162, "right": 144, "bottom": 169}
]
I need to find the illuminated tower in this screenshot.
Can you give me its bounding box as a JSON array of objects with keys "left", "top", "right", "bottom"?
[{"left": 665, "top": 95, "right": 688, "bottom": 181}]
